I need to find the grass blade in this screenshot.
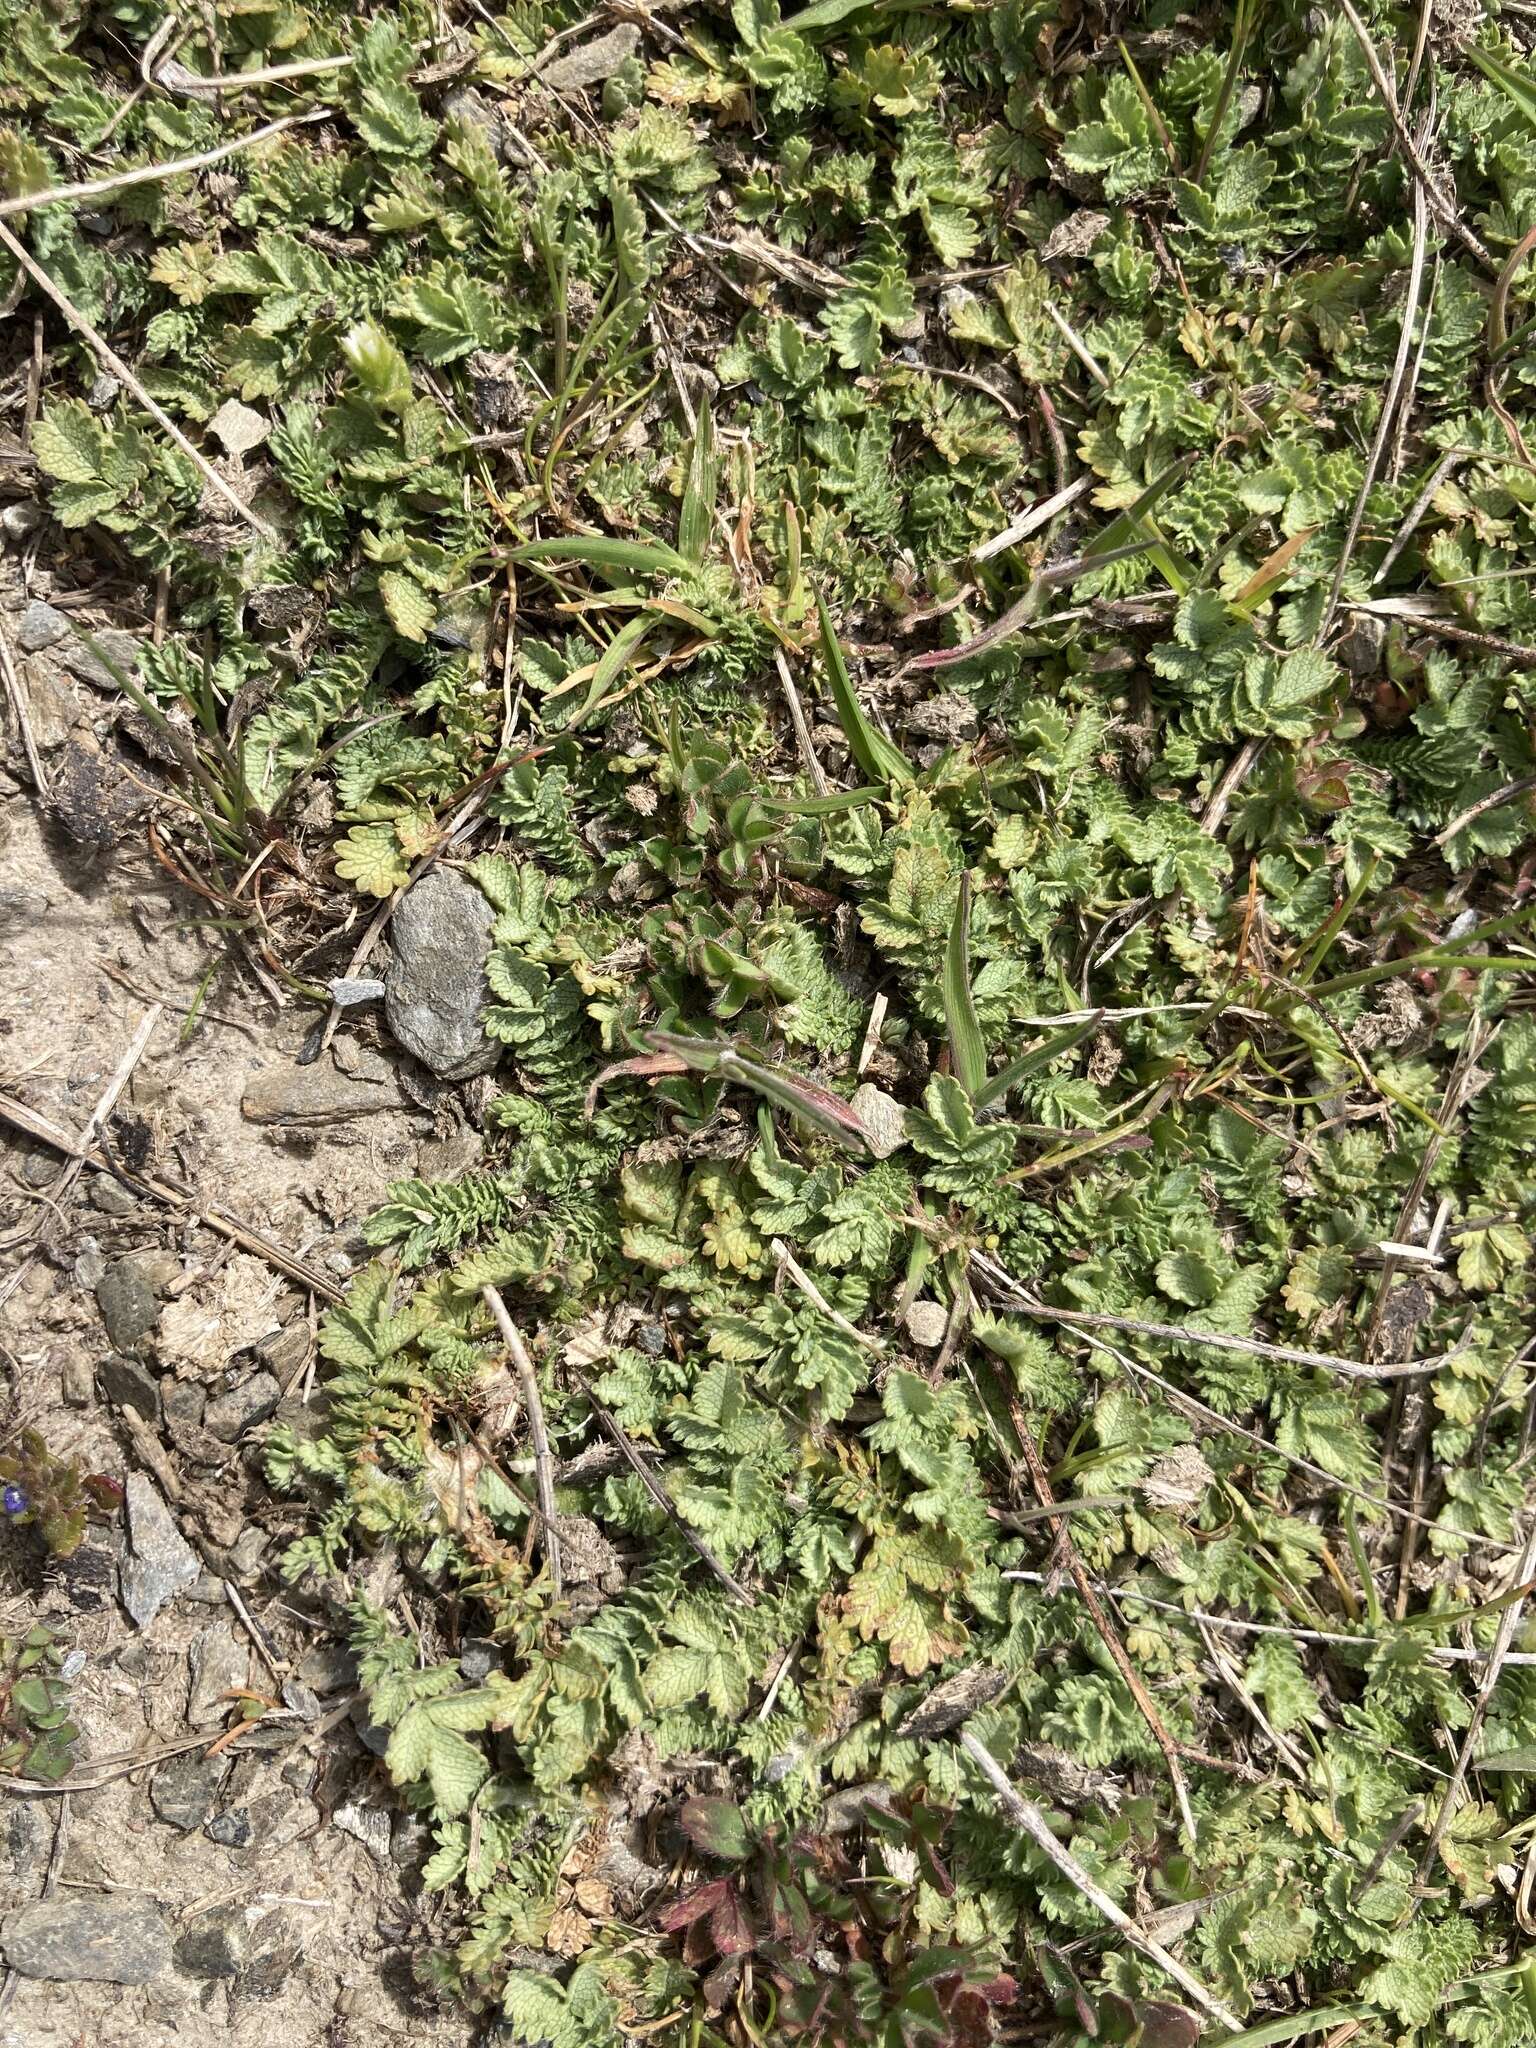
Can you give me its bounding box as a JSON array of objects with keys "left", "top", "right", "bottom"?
[
  {"left": 1083, "top": 455, "right": 1196, "bottom": 595},
  {"left": 1464, "top": 44, "right": 1536, "bottom": 132},
  {"left": 943, "top": 875, "right": 987, "bottom": 1099},
  {"left": 677, "top": 403, "right": 716, "bottom": 565},
  {"left": 761, "top": 786, "right": 884, "bottom": 815},
  {"left": 815, "top": 592, "right": 912, "bottom": 788},
  {"left": 513, "top": 535, "right": 687, "bottom": 577},
  {"left": 974, "top": 1013, "right": 1102, "bottom": 1113}
]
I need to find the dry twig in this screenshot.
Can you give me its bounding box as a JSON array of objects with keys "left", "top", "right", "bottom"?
[
  {"left": 0, "top": 110, "right": 333, "bottom": 223},
  {"left": 574, "top": 1376, "right": 756, "bottom": 1606},
  {"left": 482, "top": 1287, "right": 564, "bottom": 1598},
  {"left": 0, "top": 219, "right": 275, "bottom": 541},
  {"left": 970, "top": 1249, "right": 1459, "bottom": 1382},
  {"left": 1008, "top": 1408, "right": 1235, "bottom": 1829},
  {"left": 957, "top": 1730, "right": 1242, "bottom": 2030},
  {"left": 0, "top": 614, "right": 48, "bottom": 796},
  {"left": 1333, "top": 0, "right": 1493, "bottom": 271},
  {"left": 1319, "top": 158, "right": 1431, "bottom": 640},
  {"left": 1416, "top": 1523, "right": 1536, "bottom": 1884},
  {"left": 0, "top": 1091, "right": 342, "bottom": 1302}
]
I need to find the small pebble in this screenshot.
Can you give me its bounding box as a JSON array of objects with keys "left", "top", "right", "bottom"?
[{"left": 205, "top": 1807, "right": 253, "bottom": 1850}]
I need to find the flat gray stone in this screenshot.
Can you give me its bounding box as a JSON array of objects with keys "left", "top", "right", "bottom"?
[
  {"left": 16, "top": 600, "right": 68, "bottom": 652},
  {"left": 241, "top": 1055, "right": 405, "bottom": 1125},
  {"left": 540, "top": 22, "right": 640, "bottom": 89},
  {"left": 98, "top": 1352, "right": 159, "bottom": 1421},
  {"left": 174, "top": 1905, "right": 248, "bottom": 1979},
  {"left": 203, "top": 1370, "right": 280, "bottom": 1443},
  {"left": 205, "top": 1807, "right": 252, "bottom": 1849},
  {"left": 207, "top": 398, "right": 269, "bottom": 460},
  {"left": 1, "top": 501, "right": 41, "bottom": 540},
  {"left": 150, "top": 1750, "right": 229, "bottom": 1831},
  {"left": 95, "top": 1258, "right": 160, "bottom": 1352},
  {"left": 188, "top": 1620, "right": 249, "bottom": 1725},
  {"left": 334, "top": 1800, "right": 392, "bottom": 1864},
  {"left": 384, "top": 867, "right": 500, "bottom": 1079},
  {"left": 1, "top": 1897, "right": 170, "bottom": 1983},
  {"left": 850, "top": 1083, "right": 906, "bottom": 1159},
  {"left": 53, "top": 626, "right": 142, "bottom": 691},
  {"left": 904, "top": 1300, "right": 950, "bottom": 1349},
  {"left": 119, "top": 1475, "right": 199, "bottom": 1630}
]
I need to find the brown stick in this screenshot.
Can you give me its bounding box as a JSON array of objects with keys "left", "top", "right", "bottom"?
[
  {"left": 0, "top": 614, "right": 48, "bottom": 796},
  {"left": 970, "top": 1249, "right": 1458, "bottom": 1382},
  {"left": 481, "top": 1287, "right": 563, "bottom": 1598},
  {"left": 0, "top": 220, "right": 275, "bottom": 541},
  {"left": 0, "top": 110, "right": 332, "bottom": 222},
  {"left": 573, "top": 1376, "right": 756, "bottom": 1606},
  {"left": 957, "top": 1730, "right": 1242, "bottom": 2030},
  {"left": 1009, "top": 1406, "right": 1246, "bottom": 1828},
  {"left": 1416, "top": 1523, "right": 1536, "bottom": 1885},
  {"left": 1333, "top": 0, "right": 1494, "bottom": 271}
]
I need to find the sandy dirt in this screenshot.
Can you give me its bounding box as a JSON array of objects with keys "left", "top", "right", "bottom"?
[{"left": 0, "top": 559, "right": 482, "bottom": 2047}]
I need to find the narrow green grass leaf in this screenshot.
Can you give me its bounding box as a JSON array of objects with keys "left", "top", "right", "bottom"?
[
  {"left": 815, "top": 592, "right": 912, "bottom": 788},
  {"left": 512, "top": 536, "right": 688, "bottom": 577},
  {"left": 974, "top": 1014, "right": 1103, "bottom": 1113},
  {"left": 678, "top": 404, "right": 716, "bottom": 565},
  {"left": 943, "top": 875, "right": 987, "bottom": 1100},
  {"left": 1464, "top": 45, "right": 1536, "bottom": 132}
]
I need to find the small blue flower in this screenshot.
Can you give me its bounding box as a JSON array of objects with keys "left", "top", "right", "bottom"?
[{"left": 1, "top": 1485, "right": 27, "bottom": 1516}]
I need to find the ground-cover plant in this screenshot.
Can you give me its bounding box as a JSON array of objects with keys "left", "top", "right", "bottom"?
[{"left": 7, "top": 0, "right": 1536, "bottom": 2042}]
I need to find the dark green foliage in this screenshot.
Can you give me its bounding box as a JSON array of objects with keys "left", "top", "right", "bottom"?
[
  {"left": 8, "top": 0, "right": 1536, "bottom": 2041},
  {"left": 0, "top": 1429, "right": 122, "bottom": 1558},
  {"left": 0, "top": 1626, "right": 81, "bottom": 1783}
]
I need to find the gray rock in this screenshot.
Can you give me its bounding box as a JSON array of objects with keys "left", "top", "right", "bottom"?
[
  {"left": 223, "top": 1524, "right": 268, "bottom": 1581},
  {"left": 203, "top": 1370, "right": 281, "bottom": 1443},
  {"left": 391, "top": 1813, "right": 433, "bottom": 1867},
  {"left": 206, "top": 398, "right": 269, "bottom": 460},
  {"left": 297, "top": 1643, "right": 356, "bottom": 1694},
  {"left": 55, "top": 626, "right": 141, "bottom": 691},
  {"left": 350, "top": 1700, "right": 390, "bottom": 1757},
  {"left": 188, "top": 1621, "right": 249, "bottom": 1725},
  {"left": 91, "top": 1176, "right": 141, "bottom": 1218},
  {"left": 150, "top": 1750, "right": 230, "bottom": 1831},
  {"left": 119, "top": 1475, "right": 200, "bottom": 1629},
  {"left": 328, "top": 975, "right": 386, "bottom": 1007},
  {"left": 459, "top": 1636, "right": 500, "bottom": 1682},
  {"left": 1, "top": 501, "right": 41, "bottom": 541},
  {"left": 96, "top": 1258, "right": 160, "bottom": 1352},
  {"left": 16, "top": 600, "right": 69, "bottom": 652},
  {"left": 174, "top": 1905, "right": 248, "bottom": 1979},
  {"left": 241, "top": 1055, "right": 405, "bottom": 1125},
  {"left": 206, "top": 1806, "right": 252, "bottom": 1849},
  {"left": 73, "top": 1243, "right": 107, "bottom": 1290},
  {"left": 384, "top": 868, "right": 500, "bottom": 1079},
  {"left": 1, "top": 1897, "right": 170, "bottom": 1983},
  {"left": 850, "top": 1083, "right": 907, "bottom": 1160},
  {"left": 98, "top": 1352, "right": 160, "bottom": 1422},
  {"left": 441, "top": 85, "right": 518, "bottom": 164},
  {"left": 904, "top": 1300, "right": 950, "bottom": 1349},
  {"left": 539, "top": 22, "right": 640, "bottom": 89},
  {"left": 281, "top": 1679, "right": 321, "bottom": 1721},
  {"left": 334, "top": 1800, "right": 392, "bottom": 1864},
  {"left": 60, "top": 1354, "right": 93, "bottom": 1407},
  {"left": 241, "top": 1936, "right": 299, "bottom": 2001},
  {"left": 162, "top": 1380, "right": 206, "bottom": 1431}
]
